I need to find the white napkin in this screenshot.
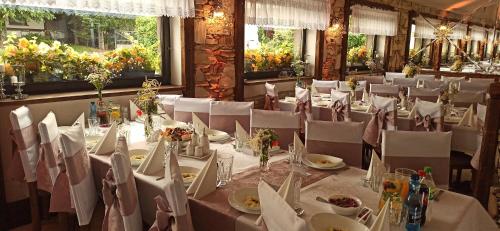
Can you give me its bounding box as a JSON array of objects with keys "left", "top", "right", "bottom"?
[
  {"left": 90, "top": 122, "right": 117, "bottom": 155},
  {"left": 458, "top": 105, "right": 476, "bottom": 127},
  {"left": 366, "top": 152, "right": 385, "bottom": 181},
  {"left": 362, "top": 89, "right": 370, "bottom": 102},
  {"left": 257, "top": 181, "right": 307, "bottom": 231},
  {"left": 115, "top": 135, "right": 131, "bottom": 167},
  {"left": 164, "top": 149, "right": 188, "bottom": 216},
  {"left": 129, "top": 100, "right": 140, "bottom": 121},
  {"left": 136, "top": 138, "right": 166, "bottom": 175},
  {"left": 192, "top": 112, "right": 209, "bottom": 134},
  {"left": 265, "top": 82, "right": 277, "bottom": 97},
  {"left": 235, "top": 120, "right": 249, "bottom": 141},
  {"left": 187, "top": 150, "right": 218, "bottom": 199},
  {"left": 370, "top": 200, "right": 390, "bottom": 231},
  {"left": 73, "top": 112, "right": 85, "bottom": 131},
  {"left": 294, "top": 132, "right": 305, "bottom": 156}
]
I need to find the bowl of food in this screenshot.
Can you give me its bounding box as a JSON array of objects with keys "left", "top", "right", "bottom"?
[
  {"left": 228, "top": 187, "right": 260, "bottom": 214},
  {"left": 161, "top": 127, "right": 193, "bottom": 141},
  {"left": 304, "top": 154, "right": 343, "bottom": 169},
  {"left": 179, "top": 166, "right": 199, "bottom": 186},
  {"left": 309, "top": 213, "right": 368, "bottom": 231},
  {"left": 129, "top": 149, "right": 149, "bottom": 167},
  {"left": 327, "top": 194, "right": 362, "bottom": 216}
]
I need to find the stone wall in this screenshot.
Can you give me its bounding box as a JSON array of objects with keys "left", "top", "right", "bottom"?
[{"left": 322, "top": 0, "right": 346, "bottom": 80}]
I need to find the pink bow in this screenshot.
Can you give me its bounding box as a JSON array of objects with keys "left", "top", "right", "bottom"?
[
  {"left": 264, "top": 94, "right": 279, "bottom": 110},
  {"left": 295, "top": 100, "right": 312, "bottom": 133},
  {"left": 331, "top": 100, "right": 348, "bottom": 122},
  {"left": 149, "top": 196, "right": 175, "bottom": 231},
  {"left": 363, "top": 108, "right": 395, "bottom": 147},
  {"left": 49, "top": 151, "right": 74, "bottom": 213},
  {"left": 102, "top": 169, "right": 125, "bottom": 231},
  {"left": 7, "top": 126, "right": 37, "bottom": 182},
  {"left": 414, "top": 114, "right": 442, "bottom": 132}
]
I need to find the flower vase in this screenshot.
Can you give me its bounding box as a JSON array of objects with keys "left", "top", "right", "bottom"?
[
  {"left": 350, "top": 90, "right": 356, "bottom": 103},
  {"left": 144, "top": 113, "right": 154, "bottom": 140},
  {"left": 259, "top": 142, "right": 271, "bottom": 172},
  {"left": 96, "top": 100, "right": 110, "bottom": 127}
]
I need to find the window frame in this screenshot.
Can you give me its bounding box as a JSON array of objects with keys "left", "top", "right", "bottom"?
[{"left": 3, "top": 15, "right": 171, "bottom": 95}]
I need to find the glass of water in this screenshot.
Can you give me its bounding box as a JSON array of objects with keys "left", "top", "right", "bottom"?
[
  {"left": 217, "top": 153, "right": 234, "bottom": 187},
  {"left": 87, "top": 117, "right": 99, "bottom": 136}
]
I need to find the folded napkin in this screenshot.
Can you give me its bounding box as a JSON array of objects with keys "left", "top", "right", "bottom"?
[
  {"left": 164, "top": 148, "right": 190, "bottom": 217},
  {"left": 235, "top": 120, "right": 249, "bottom": 141},
  {"left": 136, "top": 138, "right": 166, "bottom": 175},
  {"left": 294, "top": 132, "right": 305, "bottom": 156},
  {"left": 193, "top": 112, "right": 209, "bottom": 135},
  {"left": 362, "top": 89, "right": 370, "bottom": 102},
  {"left": 257, "top": 181, "right": 307, "bottom": 231},
  {"left": 370, "top": 200, "right": 390, "bottom": 231},
  {"left": 366, "top": 152, "right": 386, "bottom": 182},
  {"left": 73, "top": 112, "right": 85, "bottom": 132},
  {"left": 458, "top": 105, "right": 476, "bottom": 127},
  {"left": 90, "top": 122, "right": 117, "bottom": 155},
  {"left": 129, "top": 100, "right": 140, "bottom": 121},
  {"left": 187, "top": 150, "right": 218, "bottom": 199}
]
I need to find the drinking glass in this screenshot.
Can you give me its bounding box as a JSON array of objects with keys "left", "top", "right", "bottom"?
[
  {"left": 217, "top": 153, "right": 234, "bottom": 187},
  {"left": 87, "top": 117, "right": 99, "bottom": 136},
  {"left": 379, "top": 172, "right": 404, "bottom": 225},
  {"left": 395, "top": 168, "right": 417, "bottom": 201}
]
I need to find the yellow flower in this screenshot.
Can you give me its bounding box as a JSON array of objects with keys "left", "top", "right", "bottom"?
[
  {"left": 4, "top": 45, "right": 17, "bottom": 57},
  {"left": 17, "top": 38, "right": 30, "bottom": 49}
]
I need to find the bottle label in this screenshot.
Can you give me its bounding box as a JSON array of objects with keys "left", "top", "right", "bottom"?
[{"left": 408, "top": 209, "right": 422, "bottom": 224}]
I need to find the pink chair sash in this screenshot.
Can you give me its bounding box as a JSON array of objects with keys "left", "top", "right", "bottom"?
[
  {"left": 263, "top": 94, "right": 279, "bottom": 110},
  {"left": 413, "top": 113, "right": 443, "bottom": 132},
  {"left": 149, "top": 196, "right": 192, "bottom": 231},
  {"left": 384, "top": 156, "right": 449, "bottom": 186},
  {"left": 209, "top": 115, "right": 250, "bottom": 134},
  {"left": 306, "top": 140, "right": 362, "bottom": 168},
  {"left": 49, "top": 152, "right": 74, "bottom": 213},
  {"left": 36, "top": 138, "right": 60, "bottom": 192},
  {"left": 8, "top": 125, "right": 38, "bottom": 182},
  {"left": 252, "top": 127, "right": 298, "bottom": 150},
  {"left": 362, "top": 109, "right": 395, "bottom": 147},
  {"left": 331, "top": 101, "right": 349, "bottom": 122},
  {"left": 295, "top": 100, "right": 311, "bottom": 133},
  {"left": 65, "top": 148, "right": 90, "bottom": 185},
  {"left": 102, "top": 169, "right": 139, "bottom": 231}
]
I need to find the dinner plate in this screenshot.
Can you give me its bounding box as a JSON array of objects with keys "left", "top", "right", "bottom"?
[
  {"left": 398, "top": 110, "right": 410, "bottom": 117},
  {"left": 309, "top": 213, "right": 369, "bottom": 231},
  {"left": 284, "top": 97, "right": 297, "bottom": 103},
  {"left": 351, "top": 104, "right": 369, "bottom": 112},
  {"left": 303, "top": 154, "right": 346, "bottom": 170},
  {"left": 208, "top": 130, "right": 231, "bottom": 142},
  {"left": 85, "top": 135, "right": 102, "bottom": 150},
  {"left": 314, "top": 101, "right": 330, "bottom": 107},
  {"left": 129, "top": 149, "right": 149, "bottom": 167},
  {"left": 228, "top": 187, "right": 261, "bottom": 215},
  {"left": 445, "top": 116, "right": 462, "bottom": 124},
  {"left": 179, "top": 166, "right": 200, "bottom": 187}
]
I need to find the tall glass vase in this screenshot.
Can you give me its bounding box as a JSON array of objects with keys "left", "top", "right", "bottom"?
[
  {"left": 96, "top": 100, "right": 110, "bottom": 127},
  {"left": 259, "top": 142, "right": 271, "bottom": 172},
  {"left": 144, "top": 113, "right": 153, "bottom": 140}
]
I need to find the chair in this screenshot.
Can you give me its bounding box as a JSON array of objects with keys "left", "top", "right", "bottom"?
[
  {"left": 352, "top": 75, "right": 384, "bottom": 91},
  {"left": 59, "top": 125, "right": 97, "bottom": 226},
  {"left": 459, "top": 81, "right": 490, "bottom": 92},
  {"left": 158, "top": 94, "right": 182, "bottom": 119},
  {"left": 251, "top": 109, "right": 300, "bottom": 149},
  {"left": 469, "top": 78, "right": 495, "bottom": 84},
  {"left": 363, "top": 95, "right": 398, "bottom": 148},
  {"left": 306, "top": 120, "right": 364, "bottom": 168},
  {"left": 369, "top": 84, "right": 399, "bottom": 97},
  {"left": 414, "top": 74, "right": 435, "bottom": 82},
  {"left": 454, "top": 90, "right": 485, "bottom": 108},
  {"left": 423, "top": 80, "right": 447, "bottom": 90},
  {"left": 264, "top": 82, "right": 279, "bottom": 110},
  {"left": 393, "top": 78, "right": 418, "bottom": 88},
  {"left": 295, "top": 87, "right": 312, "bottom": 133},
  {"left": 102, "top": 152, "right": 142, "bottom": 230},
  {"left": 209, "top": 101, "right": 254, "bottom": 134},
  {"left": 441, "top": 76, "right": 466, "bottom": 84},
  {"left": 407, "top": 87, "right": 441, "bottom": 102},
  {"left": 385, "top": 72, "right": 406, "bottom": 82},
  {"left": 173, "top": 98, "right": 213, "bottom": 125},
  {"left": 339, "top": 80, "right": 366, "bottom": 99},
  {"left": 321, "top": 90, "right": 350, "bottom": 122},
  {"left": 10, "top": 106, "right": 41, "bottom": 230},
  {"left": 38, "top": 112, "right": 61, "bottom": 193},
  {"left": 312, "top": 79, "right": 338, "bottom": 94},
  {"left": 382, "top": 130, "right": 452, "bottom": 188},
  {"left": 408, "top": 99, "right": 443, "bottom": 132}
]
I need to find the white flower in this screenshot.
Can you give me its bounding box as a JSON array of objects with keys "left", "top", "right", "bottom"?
[
  {"left": 51, "top": 41, "right": 61, "bottom": 50},
  {"left": 38, "top": 42, "right": 50, "bottom": 54}
]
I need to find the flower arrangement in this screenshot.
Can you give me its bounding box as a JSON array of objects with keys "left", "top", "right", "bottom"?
[
  {"left": 134, "top": 79, "right": 161, "bottom": 137},
  {"left": 346, "top": 77, "right": 359, "bottom": 91},
  {"left": 244, "top": 48, "right": 294, "bottom": 72},
  {"left": 2, "top": 34, "right": 41, "bottom": 74},
  {"left": 449, "top": 55, "right": 463, "bottom": 72},
  {"left": 248, "top": 128, "right": 279, "bottom": 169},
  {"left": 291, "top": 60, "right": 306, "bottom": 77},
  {"left": 402, "top": 63, "right": 419, "bottom": 78},
  {"left": 347, "top": 46, "right": 369, "bottom": 64},
  {"left": 104, "top": 43, "right": 153, "bottom": 75},
  {"left": 85, "top": 66, "right": 112, "bottom": 101}
]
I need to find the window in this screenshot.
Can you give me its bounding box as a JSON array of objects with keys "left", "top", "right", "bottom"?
[
  {"left": 0, "top": 7, "right": 168, "bottom": 94},
  {"left": 346, "top": 33, "right": 386, "bottom": 71},
  {"left": 244, "top": 25, "right": 306, "bottom": 79},
  {"left": 408, "top": 23, "right": 432, "bottom": 68}
]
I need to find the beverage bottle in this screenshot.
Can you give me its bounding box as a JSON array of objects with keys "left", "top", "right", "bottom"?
[
  {"left": 424, "top": 166, "right": 437, "bottom": 199},
  {"left": 418, "top": 170, "right": 429, "bottom": 226},
  {"left": 405, "top": 174, "right": 422, "bottom": 231},
  {"left": 90, "top": 102, "right": 97, "bottom": 118}
]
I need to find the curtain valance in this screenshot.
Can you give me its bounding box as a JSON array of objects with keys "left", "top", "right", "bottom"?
[
  {"left": 245, "top": 0, "right": 331, "bottom": 31},
  {"left": 449, "top": 23, "right": 467, "bottom": 40},
  {"left": 0, "top": 0, "right": 195, "bottom": 17},
  {"left": 414, "top": 16, "right": 440, "bottom": 39},
  {"left": 349, "top": 5, "right": 398, "bottom": 36},
  {"left": 470, "top": 26, "right": 486, "bottom": 41}
]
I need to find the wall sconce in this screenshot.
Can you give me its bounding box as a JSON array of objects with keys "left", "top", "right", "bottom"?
[
  {"left": 433, "top": 23, "right": 453, "bottom": 42},
  {"left": 326, "top": 17, "right": 345, "bottom": 38},
  {"left": 207, "top": 0, "right": 228, "bottom": 26}
]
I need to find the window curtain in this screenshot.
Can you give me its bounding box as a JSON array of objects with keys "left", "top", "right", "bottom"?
[
  {"left": 449, "top": 23, "right": 467, "bottom": 40},
  {"left": 414, "top": 16, "right": 440, "bottom": 39},
  {"left": 470, "top": 26, "right": 486, "bottom": 41},
  {"left": 245, "top": 0, "right": 331, "bottom": 30},
  {"left": 0, "top": 0, "right": 195, "bottom": 17},
  {"left": 349, "top": 5, "right": 398, "bottom": 36}
]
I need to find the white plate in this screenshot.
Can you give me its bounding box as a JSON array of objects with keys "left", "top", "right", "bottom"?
[
  {"left": 228, "top": 187, "right": 261, "bottom": 215},
  {"left": 351, "top": 104, "right": 369, "bottom": 112},
  {"left": 179, "top": 166, "right": 200, "bottom": 187},
  {"left": 398, "top": 110, "right": 410, "bottom": 117},
  {"left": 208, "top": 130, "right": 231, "bottom": 142},
  {"left": 303, "top": 154, "right": 346, "bottom": 170},
  {"left": 309, "top": 213, "right": 369, "bottom": 231},
  {"left": 85, "top": 135, "right": 102, "bottom": 150},
  {"left": 129, "top": 149, "right": 149, "bottom": 167},
  {"left": 285, "top": 97, "right": 297, "bottom": 103}
]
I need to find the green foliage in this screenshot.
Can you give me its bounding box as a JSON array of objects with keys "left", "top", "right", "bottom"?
[
  {"left": 0, "top": 7, "right": 55, "bottom": 41},
  {"left": 134, "top": 17, "right": 160, "bottom": 73},
  {"left": 347, "top": 34, "right": 367, "bottom": 50}
]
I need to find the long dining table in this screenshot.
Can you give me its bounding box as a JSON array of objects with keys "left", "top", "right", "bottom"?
[{"left": 86, "top": 119, "right": 496, "bottom": 231}]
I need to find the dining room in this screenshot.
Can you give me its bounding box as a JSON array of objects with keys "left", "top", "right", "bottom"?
[{"left": 0, "top": 0, "right": 499, "bottom": 231}]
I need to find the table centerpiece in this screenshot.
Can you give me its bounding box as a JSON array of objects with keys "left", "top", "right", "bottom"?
[
  {"left": 248, "top": 128, "right": 279, "bottom": 172},
  {"left": 134, "top": 78, "right": 161, "bottom": 140}
]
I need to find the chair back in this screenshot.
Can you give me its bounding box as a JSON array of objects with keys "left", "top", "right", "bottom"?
[
  {"left": 174, "top": 98, "right": 213, "bottom": 124},
  {"left": 459, "top": 81, "right": 490, "bottom": 92},
  {"left": 469, "top": 78, "right": 495, "bottom": 84},
  {"left": 441, "top": 76, "right": 465, "bottom": 84},
  {"left": 158, "top": 94, "right": 182, "bottom": 119},
  {"left": 409, "top": 99, "right": 443, "bottom": 131},
  {"left": 414, "top": 74, "right": 435, "bottom": 82},
  {"left": 251, "top": 109, "right": 300, "bottom": 149},
  {"left": 393, "top": 78, "right": 418, "bottom": 88},
  {"left": 38, "top": 112, "right": 61, "bottom": 188},
  {"left": 382, "top": 130, "right": 451, "bottom": 187},
  {"left": 9, "top": 106, "right": 39, "bottom": 183},
  {"left": 312, "top": 79, "right": 338, "bottom": 94},
  {"left": 325, "top": 90, "right": 351, "bottom": 122},
  {"left": 362, "top": 96, "right": 397, "bottom": 147},
  {"left": 209, "top": 101, "right": 254, "bottom": 134},
  {"left": 454, "top": 90, "right": 485, "bottom": 108},
  {"left": 408, "top": 87, "right": 441, "bottom": 102},
  {"left": 423, "top": 80, "right": 447, "bottom": 90},
  {"left": 59, "top": 125, "right": 97, "bottom": 225},
  {"left": 264, "top": 82, "right": 280, "bottom": 110},
  {"left": 306, "top": 120, "right": 364, "bottom": 167},
  {"left": 370, "top": 84, "right": 399, "bottom": 97},
  {"left": 385, "top": 72, "right": 406, "bottom": 82}
]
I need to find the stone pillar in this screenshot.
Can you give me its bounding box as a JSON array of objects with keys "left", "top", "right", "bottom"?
[
  {"left": 323, "top": 0, "right": 346, "bottom": 80},
  {"left": 388, "top": 9, "right": 409, "bottom": 72}
]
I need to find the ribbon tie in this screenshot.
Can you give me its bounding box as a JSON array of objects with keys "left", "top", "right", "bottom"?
[
  {"left": 295, "top": 100, "right": 312, "bottom": 133},
  {"left": 264, "top": 94, "right": 279, "bottom": 110},
  {"left": 414, "top": 114, "right": 442, "bottom": 132},
  {"left": 49, "top": 150, "right": 74, "bottom": 213},
  {"left": 363, "top": 108, "right": 395, "bottom": 147},
  {"left": 331, "top": 100, "right": 348, "bottom": 122},
  {"left": 149, "top": 196, "right": 175, "bottom": 231}
]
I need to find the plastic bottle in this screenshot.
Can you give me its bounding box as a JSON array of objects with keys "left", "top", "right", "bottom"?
[
  {"left": 90, "top": 101, "right": 97, "bottom": 118},
  {"left": 424, "top": 166, "right": 437, "bottom": 199},
  {"left": 418, "top": 170, "right": 429, "bottom": 226},
  {"left": 405, "top": 174, "right": 422, "bottom": 231}
]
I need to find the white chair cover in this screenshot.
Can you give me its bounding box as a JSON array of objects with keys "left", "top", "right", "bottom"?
[
  {"left": 459, "top": 81, "right": 490, "bottom": 92},
  {"left": 264, "top": 82, "right": 280, "bottom": 110},
  {"left": 158, "top": 94, "right": 182, "bottom": 119},
  {"left": 295, "top": 87, "right": 312, "bottom": 133},
  {"left": 59, "top": 126, "right": 97, "bottom": 225},
  {"left": 441, "top": 76, "right": 465, "bottom": 84},
  {"left": 408, "top": 99, "right": 443, "bottom": 132},
  {"left": 38, "top": 112, "right": 61, "bottom": 192},
  {"left": 329, "top": 90, "right": 351, "bottom": 122},
  {"left": 363, "top": 96, "right": 397, "bottom": 147},
  {"left": 209, "top": 101, "right": 254, "bottom": 134},
  {"left": 393, "top": 78, "right": 418, "bottom": 88},
  {"left": 469, "top": 78, "right": 495, "bottom": 84},
  {"left": 369, "top": 84, "right": 399, "bottom": 97},
  {"left": 414, "top": 74, "right": 435, "bottom": 82},
  {"left": 382, "top": 130, "right": 452, "bottom": 188},
  {"left": 173, "top": 98, "right": 213, "bottom": 124},
  {"left": 306, "top": 120, "right": 364, "bottom": 167},
  {"left": 454, "top": 90, "right": 485, "bottom": 107},
  {"left": 251, "top": 109, "right": 300, "bottom": 149},
  {"left": 385, "top": 72, "right": 406, "bottom": 82},
  {"left": 9, "top": 106, "right": 39, "bottom": 183},
  {"left": 408, "top": 87, "right": 441, "bottom": 102},
  {"left": 423, "top": 80, "right": 447, "bottom": 90},
  {"left": 312, "top": 79, "right": 338, "bottom": 94}
]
